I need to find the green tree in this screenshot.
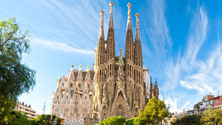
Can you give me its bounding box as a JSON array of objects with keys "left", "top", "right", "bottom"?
[
  {"left": 50, "top": 115, "right": 56, "bottom": 124},
  {"left": 99, "top": 116, "right": 126, "bottom": 125},
  {"left": 32, "top": 114, "right": 61, "bottom": 125},
  {"left": 201, "top": 108, "right": 222, "bottom": 124},
  {"left": 170, "top": 114, "right": 201, "bottom": 125},
  {"left": 55, "top": 117, "right": 61, "bottom": 125},
  {"left": 0, "top": 18, "right": 36, "bottom": 124},
  {"left": 125, "top": 117, "right": 146, "bottom": 125},
  {"left": 139, "top": 97, "right": 168, "bottom": 124},
  {"left": 8, "top": 111, "right": 30, "bottom": 125}
]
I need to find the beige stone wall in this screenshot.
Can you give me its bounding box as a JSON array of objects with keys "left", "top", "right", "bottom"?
[{"left": 51, "top": 67, "right": 94, "bottom": 125}]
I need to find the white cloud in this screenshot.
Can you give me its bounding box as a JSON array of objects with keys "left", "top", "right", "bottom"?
[
  {"left": 161, "top": 5, "right": 211, "bottom": 113},
  {"left": 180, "top": 44, "right": 222, "bottom": 94},
  {"left": 163, "top": 5, "right": 208, "bottom": 92},
  {"left": 38, "top": 0, "right": 122, "bottom": 49},
  {"left": 165, "top": 97, "right": 181, "bottom": 113},
  {"left": 32, "top": 37, "right": 94, "bottom": 55},
  {"left": 144, "top": 0, "right": 172, "bottom": 55},
  {"left": 182, "top": 101, "right": 191, "bottom": 110},
  {"left": 165, "top": 98, "right": 191, "bottom": 113}
]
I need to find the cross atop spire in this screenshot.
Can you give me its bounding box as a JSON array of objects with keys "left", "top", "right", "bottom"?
[
  {"left": 127, "top": 3, "right": 132, "bottom": 30},
  {"left": 108, "top": 1, "right": 114, "bottom": 29},
  {"left": 99, "top": 10, "right": 104, "bottom": 39}
]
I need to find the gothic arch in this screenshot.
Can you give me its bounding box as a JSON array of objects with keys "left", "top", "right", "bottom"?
[{"left": 117, "top": 91, "right": 124, "bottom": 100}]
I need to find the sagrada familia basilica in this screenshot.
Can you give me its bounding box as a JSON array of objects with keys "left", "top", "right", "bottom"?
[{"left": 51, "top": 2, "right": 159, "bottom": 125}]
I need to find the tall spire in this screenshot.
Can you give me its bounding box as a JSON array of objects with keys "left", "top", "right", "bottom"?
[
  {"left": 154, "top": 79, "right": 159, "bottom": 99},
  {"left": 135, "top": 13, "right": 141, "bottom": 40},
  {"left": 150, "top": 76, "right": 153, "bottom": 99},
  {"left": 127, "top": 3, "right": 132, "bottom": 30},
  {"left": 108, "top": 1, "right": 114, "bottom": 29},
  {"left": 155, "top": 79, "right": 157, "bottom": 86},
  {"left": 99, "top": 10, "right": 104, "bottom": 39},
  {"left": 135, "top": 12, "right": 143, "bottom": 67},
  {"left": 107, "top": 1, "right": 115, "bottom": 61}
]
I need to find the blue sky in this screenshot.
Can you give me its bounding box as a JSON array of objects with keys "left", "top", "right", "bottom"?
[{"left": 1, "top": 0, "right": 222, "bottom": 114}]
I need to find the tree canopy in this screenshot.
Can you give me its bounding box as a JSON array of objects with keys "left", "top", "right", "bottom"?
[
  {"left": 0, "top": 18, "right": 36, "bottom": 124},
  {"left": 139, "top": 97, "right": 168, "bottom": 124},
  {"left": 170, "top": 114, "right": 201, "bottom": 125},
  {"left": 201, "top": 108, "right": 222, "bottom": 124},
  {"left": 99, "top": 116, "right": 126, "bottom": 125},
  {"left": 31, "top": 114, "right": 61, "bottom": 125},
  {"left": 125, "top": 117, "right": 146, "bottom": 125}
]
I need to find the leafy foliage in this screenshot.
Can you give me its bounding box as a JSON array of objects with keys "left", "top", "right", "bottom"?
[
  {"left": 170, "top": 114, "right": 201, "bottom": 125},
  {"left": 32, "top": 114, "right": 61, "bottom": 125},
  {"left": 201, "top": 108, "right": 222, "bottom": 124},
  {"left": 0, "top": 18, "right": 36, "bottom": 124},
  {"left": 99, "top": 116, "right": 126, "bottom": 125},
  {"left": 139, "top": 97, "right": 168, "bottom": 124},
  {"left": 99, "top": 98, "right": 168, "bottom": 125},
  {"left": 7, "top": 112, "right": 60, "bottom": 125},
  {"left": 8, "top": 111, "right": 30, "bottom": 125},
  {"left": 125, "top": 117, "right": 146, "bottom": 125}
]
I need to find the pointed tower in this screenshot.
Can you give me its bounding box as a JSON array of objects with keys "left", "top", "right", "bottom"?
[
  {"left": 125, "top": 3, "right": 135, "bottom": 111},
  {"left": 135, "top": 13, "right": 143, "bottom": 68},
  {"left": 125, "top": 3, "right": 134, "bottom": 63},
  {"left": 106, "top": 1, "right": 115, "bottom": 79},
  {"left": 105, "top": 1, "right": 116, "bottom": 109},
  {"left": 85, "top": 65, "right": 91, "bottom": 83},
  {"left": 125, "top": 3, "right": 134, "bottom": 81},
  {"left": 149, "top": 77, "right": 153, "bottom": 99},
  {"left": 107, "top": 1, "right": 115, "bottom": 61},
  {"left": 134, "top": 13, "right": 145, "bottom": 109},
  {"left": 96, "top": 10, "right": 105, "bottom": 84},
  {"left": 96, "top": 10, "right": 105, "bottom": 98},
  {"left": 154, "top": 79, "right": 159, "bottom": 99},
  {"left": 96, "top": 10, "right": 105, "bottom": 67},
  {"left": 68, "top": 65, "right": 74, "bottom": 82}
]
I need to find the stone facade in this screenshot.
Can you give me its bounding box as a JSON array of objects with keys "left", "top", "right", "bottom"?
[
  {"left": 51, "top": 65, "right": 95, "bottom": 125},
  {"left": 51, "top": 2, "right": 159, "bottom": 125}
]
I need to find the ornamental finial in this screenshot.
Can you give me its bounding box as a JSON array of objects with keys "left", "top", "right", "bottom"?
[
  {"left": 87, "top": 65, "right": 90, "bottom": 71},
  {"left": 79, "top": 64, "right": 82, "bottom": 71},
  {"left": 127, "top": 3, "right": 132, "bottom": 15},
  {"left": 100, "top": 10, "right": 104, "bottom": 23},
  {"left": 136, "top": 13, "right": 140, "bottom": 25},
  {"left": 109, "top": 1, "right": 114, "bottom": 13},
  {"left": 71, "top": 64, "right": 74, "bottom": 71}
]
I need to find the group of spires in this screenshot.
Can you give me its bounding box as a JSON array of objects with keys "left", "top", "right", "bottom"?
[
  {"left": 70, "top": 64, "right": 90, "bottom": 71},
  {"left": 149, "top": 77, "right": 159, "bottom": 99},
  {"left": 99, "top": 2, "right": 141, "bottom": 41}
]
